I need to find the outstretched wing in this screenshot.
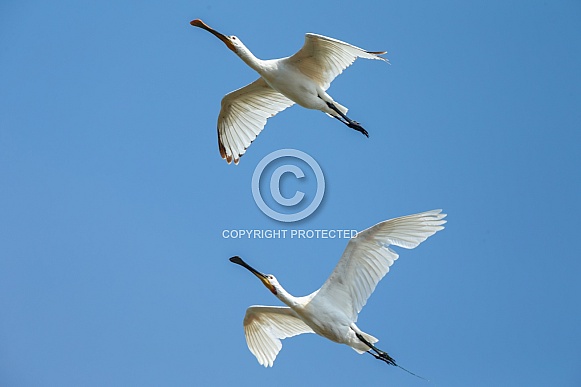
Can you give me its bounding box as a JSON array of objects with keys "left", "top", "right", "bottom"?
[
  {"left": 243, "top": 305, "right": 314, "bottom": 367},
  {"left": 218, "top": 78, "right": 294, "bottom": 164},
  {"left": 312, "top": 210, "right": 446, "bottom": 322},
  {"left": 285, "top": 33, "right": 388, "bottom": 90}
]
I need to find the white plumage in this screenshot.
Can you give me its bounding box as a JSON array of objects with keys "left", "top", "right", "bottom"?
[
  {"left": 191, "top": 19, "right": 388, "bottom": 164},
  {"left": 243, "top": 306, "right": 314, "bottom": 367},
  {"left": 230, "top": 210, "right": 446, "bottom": 367}
]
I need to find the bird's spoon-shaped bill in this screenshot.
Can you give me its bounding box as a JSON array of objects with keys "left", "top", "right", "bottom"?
[
  {"left": 230, "top": 256, "right": 277, "bottom": 295},
  {"left": 190, "top": 19, "right": 236, "bottom": 52}
]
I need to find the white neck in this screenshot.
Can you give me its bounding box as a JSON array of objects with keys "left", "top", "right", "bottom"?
[
  {"left": 236, "top": 46, "right": 266, "bottom": 73},
  {"left": 274, "top": 284, "right": 300, "bottom": 308}
]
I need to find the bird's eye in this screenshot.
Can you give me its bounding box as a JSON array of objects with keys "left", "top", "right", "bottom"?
[
  {"left": 231, "top": 36, "right": 237, "bottom": 40},
  {"left": 269, "top": 275, "right": 273, "bottom": 279}
]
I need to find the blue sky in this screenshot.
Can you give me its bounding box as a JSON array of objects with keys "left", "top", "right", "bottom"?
[{"left": 1, "top": 1, "right": 580, "bottom": 386}]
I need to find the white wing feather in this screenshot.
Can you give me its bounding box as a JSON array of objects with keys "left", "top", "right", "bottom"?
[
  {"left": 218, "top": 78, "right": 294, "bottom": 164},
  {"left": 312, "top": 210, "right": 446, "bottom": 322},
  {"left": 286, "top": 33, "right": 388, "bottom": 90},
  {"left": 243, "top": 305, "right": 314, "bottom": 367}
]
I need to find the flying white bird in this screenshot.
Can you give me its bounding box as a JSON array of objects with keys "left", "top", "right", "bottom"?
[
  {"left": 229, "top": 209, "right": 446, "bottom": 370},
  {"left": 191, "top": 19, "right": 389, "bottom": 164}
]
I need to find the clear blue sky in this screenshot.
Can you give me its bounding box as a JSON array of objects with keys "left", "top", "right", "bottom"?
[{"left": 1, "top": 1, "right": 580, "bottom": 386}]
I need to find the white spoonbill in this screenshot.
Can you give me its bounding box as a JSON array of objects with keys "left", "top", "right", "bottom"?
[
  {"left": 229, "top": 209, "right": 446, "bottom": 369},
  {"left": 191, "top": 19, "right": 388, "bottom": 164}
]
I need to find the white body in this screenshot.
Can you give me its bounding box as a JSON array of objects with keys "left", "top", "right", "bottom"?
[
  {"left": 240, "top": 210, "right": 447, "bottom": 367},
  {"left": 193, "top": 20, "right": 388, "bottom": 163}
]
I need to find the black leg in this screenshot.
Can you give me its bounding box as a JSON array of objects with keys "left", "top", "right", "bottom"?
[
  {"left": 356, "top": 333, "right": 397, "bottom": 366},
  {"left": 326, "top": 102, "right": 369, "bottom": 137},
  {"left": 357, "top": 333, "right": 428, "bottom": 380}
]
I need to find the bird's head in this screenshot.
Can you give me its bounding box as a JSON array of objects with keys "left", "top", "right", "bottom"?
[
  {"left": 229, "top": 256, "right": 277, "bottom": 295},
  {"left": 190, "top": 19, "right": 243, "bottom": 53}
]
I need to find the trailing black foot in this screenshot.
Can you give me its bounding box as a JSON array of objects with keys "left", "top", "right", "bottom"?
[
  {"left": 325, "top": 101, "right": 370, "bottom": 137},
  {"left": 347, "top": 121, "right": 369, "bottom": 137},
  {"left": 356, "top": 333, "right": 427, "bottom": 379},
  {"left": 356, "top": 333, "right": 397, "bottom": 366},
  {"left": 368, "top": 350, "right": 397, "bottom": 366}
]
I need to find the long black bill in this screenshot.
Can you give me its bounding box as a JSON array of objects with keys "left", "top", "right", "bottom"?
[
  {"left": 229, "top": 256, "right": 277, "bottom": 295},
  {"left": 229, "top": 256, "right": 267, "bottom": 279}
]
